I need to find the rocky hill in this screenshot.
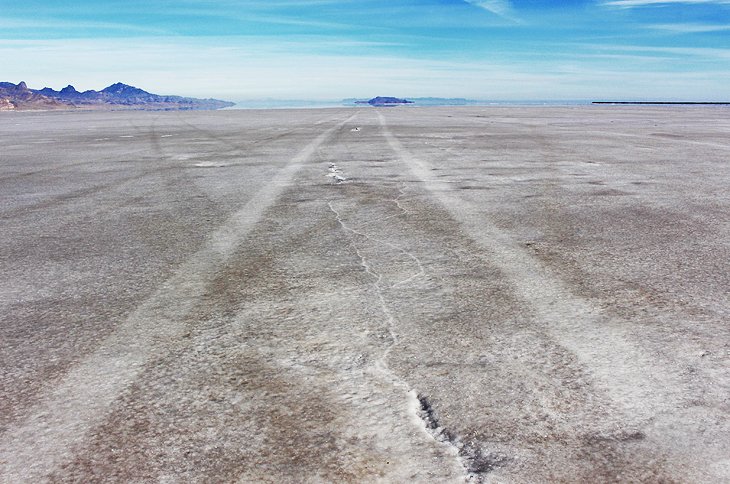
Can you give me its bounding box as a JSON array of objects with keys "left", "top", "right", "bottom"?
[
  {"left": 0, "top": 81, "right": 235, "bottom": 111},
  {"left": 0, "top": 82, "right": 67, "bottom": 110}
]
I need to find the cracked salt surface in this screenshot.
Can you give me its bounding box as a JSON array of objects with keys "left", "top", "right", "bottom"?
[{"left": 3, "top": 107, "right": 728, "bottom": 482}]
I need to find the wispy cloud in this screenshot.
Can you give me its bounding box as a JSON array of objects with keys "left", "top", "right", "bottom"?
[
  {"left": 578, "top": 42, "right": 730, "bottom": 60},
  {"left": 2, "top": 0, "right": 729, "bottom": 101},
  {"left": 618, "top": 45, "right": 730, "bottom": 59},
  {"left": 604, "top": 0, "right": 730, "bottom": 7},
  {"left": 464, "top": 0, "right": 516, "bottom": 20},
  {"left": 0, "top": 18, "right": 168, "bottom": 34},
  {"left": 0, "top": 36, "right": 592, "bottom": 100},
  {"left": 649, "top": 23, "right": 730, "bottom": 32}
]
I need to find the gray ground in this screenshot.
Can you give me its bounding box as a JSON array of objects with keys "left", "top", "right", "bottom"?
[{"left": 0, "top": 106, "right": 728, "bottom": 483}]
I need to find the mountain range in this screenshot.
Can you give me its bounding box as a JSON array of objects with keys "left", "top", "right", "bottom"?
[{"left": 0, "top": 81, "right": 235, "bottom": 111}]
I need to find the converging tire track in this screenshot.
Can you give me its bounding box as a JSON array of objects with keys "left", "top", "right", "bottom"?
[{"left": 0, "top": 113, "right": 356, "bottom": 482}]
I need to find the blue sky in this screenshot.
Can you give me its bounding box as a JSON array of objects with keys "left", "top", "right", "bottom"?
[{"left": 1, "top": 0, "right": 729, "bottom": 100}]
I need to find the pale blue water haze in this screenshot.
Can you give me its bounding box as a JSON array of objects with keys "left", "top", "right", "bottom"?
[{"left": 1, "top": 1, "right": 729, "bottom": 101}]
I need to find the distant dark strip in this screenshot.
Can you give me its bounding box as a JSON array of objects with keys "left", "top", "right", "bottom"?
[{"left": 593, "top": 102, "right": 730, "bottom": 105}]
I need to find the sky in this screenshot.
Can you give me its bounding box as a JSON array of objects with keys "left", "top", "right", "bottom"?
[{"left": 1, "top": 0, "right": 729, "bottom": 101}]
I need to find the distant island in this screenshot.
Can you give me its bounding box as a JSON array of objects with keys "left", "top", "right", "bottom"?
[
  {"left": 346, "top": 97, "right": 489, "bottom": 107},
  {"left": 354, "top": 96, "right": 414, "bottom": 106},
  {"left": 0, "top": 81, "right": 235, "bottom": 111}
]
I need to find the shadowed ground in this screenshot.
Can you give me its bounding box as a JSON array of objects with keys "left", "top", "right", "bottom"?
[{"left": 0, "top": 106, "right": 728, "bottom": 482}]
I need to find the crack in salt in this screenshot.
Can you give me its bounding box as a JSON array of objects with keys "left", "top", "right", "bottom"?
[
  {"left": 416, "top": 394, "right": 510, "bottom": 482},
  {"left": 373, "top": 112, "right": 509, "bottom": 482},
  {"left": 328, "top": 197, "right": 462, "bottom": 475},
  {"left": 388, "top": 183, "right": 426, "bottom": 288},
  {"left": 327, "top": 200, "right": 400, "bottom": 375},
  {"left": 328, "top": 183, "right": 425, "bottom": 289}
]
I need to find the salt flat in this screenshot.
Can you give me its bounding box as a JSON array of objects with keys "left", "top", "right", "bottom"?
[{"left": 0, "top": 106, "right": 728, "bottom": 482}]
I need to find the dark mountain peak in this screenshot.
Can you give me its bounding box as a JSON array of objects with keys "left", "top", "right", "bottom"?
[
  {"left": 60, "top": 85, "right": 78, "bottom": 94},
  {"left": 104, "top": 82, "right": 129, "bottom": 90},
  {"left": 0, "top": 81, "right": 31, "bottom": 91},
  {"left": 102, "top": 83, "right": 148, "bottom": 96}
]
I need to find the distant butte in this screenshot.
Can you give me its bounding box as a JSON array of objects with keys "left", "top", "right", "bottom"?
[{"left": 0, "top": 81, "right": 235, "bottom": 111}]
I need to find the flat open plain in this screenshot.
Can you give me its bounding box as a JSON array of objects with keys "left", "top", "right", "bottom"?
[{"left": 0, "top": 106, "right": 728, "bottom": 483}]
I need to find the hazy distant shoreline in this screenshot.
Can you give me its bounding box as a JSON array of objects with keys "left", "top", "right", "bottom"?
[
  {"left": 225, "top": 99, "right": 730, "bottom": 110},
  {"left": 227, "top": 99, "right": 595, "bottom": 110},
  {"left": 593, "top": 101, "right": 730, "bottom": 105}
]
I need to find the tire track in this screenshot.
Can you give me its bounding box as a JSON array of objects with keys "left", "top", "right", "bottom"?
[
  {"left": 0, "top": 113, "right": 356, "bottom": 483},
  {"left": 375, "top": 110, "right": 696, "bottom": 476}
]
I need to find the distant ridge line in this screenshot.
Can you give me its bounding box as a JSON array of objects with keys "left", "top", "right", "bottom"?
[
  {"left": 593, "top": 101, "right": 730, "bottom": 105},
  {"left": 0, "top": 81, "right": 234, "bottom": 111}
]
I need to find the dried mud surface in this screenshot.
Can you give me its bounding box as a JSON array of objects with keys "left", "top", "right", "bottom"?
[{"left": 0, "top": 106, "right": 728, "bottom": 482}]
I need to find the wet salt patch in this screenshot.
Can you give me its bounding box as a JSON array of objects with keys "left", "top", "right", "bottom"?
[{"left": 193, "top": 161, "right": 228, "bottom": 168}]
